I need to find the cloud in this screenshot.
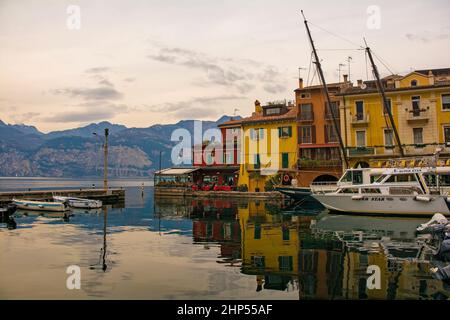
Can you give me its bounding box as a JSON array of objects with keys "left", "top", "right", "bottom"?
[
  {"left": 123, "top": 78, "right": 135, "bottom": 82},
  {"left": 263, "top": 84, "right": 285, "bottom": 94},
  {"left": 148, "top": 44, "right": 288, "bottom": 95},
  {"left": 52, "top": 86, "right": 123, "bottom": 101},
  {"left": 85, "top": 67, "right": 110, "bottom": 74},
  {"left": 41, "top": 104, "right": 128, "bottom": 123},
  {"left": 147, "top": 95, "right": 245, "bottom": 120},
  {"left": 405, "top": 30, "right": 449, "bottom": 43},
  {"left": 9, "top": 112, "right": 40, "bottom": 123}
]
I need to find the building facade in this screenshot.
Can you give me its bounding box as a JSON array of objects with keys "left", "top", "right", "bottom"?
[{"left": 338, "top": 68, "right": 450, "bottom": 168}]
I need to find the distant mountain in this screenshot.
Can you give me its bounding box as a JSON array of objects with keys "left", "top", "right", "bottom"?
[
  {"left": 0, "top": 116, "right": 238, "bottom": 177},
  {"left": 46, "top": 121, "right": 127, "bottom": 139}
]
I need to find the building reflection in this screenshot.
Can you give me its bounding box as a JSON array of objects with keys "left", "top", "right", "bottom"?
[{"left": 153, "top": 197, "right": 450, "bottom": 300}]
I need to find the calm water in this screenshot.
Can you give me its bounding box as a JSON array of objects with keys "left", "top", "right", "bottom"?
[{"left": 0, "top": 179, "right": 449, "bottom": 300}]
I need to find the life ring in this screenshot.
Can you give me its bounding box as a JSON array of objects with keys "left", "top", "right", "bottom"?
[{"left": 283, "top": 174, "right": 290, "bottom": 182}]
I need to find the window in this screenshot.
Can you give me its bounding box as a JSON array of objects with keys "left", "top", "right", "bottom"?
[
  {"left": 278, "top": 126, "right": 292, "bottom": 138},
  {"left": 301, "top": 126, "right": 312, "bottom": 143},
  {"left": 254, "top": 154, "right": 261, "bottom": 169},
  {"left": 282, "top": 225, "right": 290, "bottom": 241},
  {"left": 300, "top": 103, "right": 313, "bottom": 120},
  {"left": 265, "top": 107, "right": 281, "bottom": 115},
  {"left": 412, "top": 96, "right": 421, "bottom": 116},
  {"left": 300, "top": 93, "right": 310, "bottom": 99},
  {"left": 413, "top": 128, "right": 423, "bottom": 145},
  {"left": 356, "top": 131, "right": 366, "bottom": 147},
  {"left": 355, "top": 101, "right": 364, "bottom": 120},
  {"left": 411, "top": 80, "right": 418, "bottom": 87},
  {"left": 384, "top": 129, "right": 393, "bottom": 147},
  {"left": 282, "top": 153, "right": 289, "bottom": 169},
  {"left": 278, "top": 256, "right": 293, "bottom": 271},
  {"left": 250, "top": 128, "right": 264, "bottom": 140},
  {"left": 301, "top": 148, "right": 312, "bottom": 159},
  {"left": 325, "top": 101, "right": 339, "bottom": 119},
  {"left": 325, "top": 124, "right": 339, "bottom": 143},
  {"left": 254, "top": 224, "right": 261, "bottom": 239},
  {"left": 444, "top": 126, "right": 450, "bottom": 144},
  {"left": 442, "top": 94, "right": 450, "bottom": 110},
  {"left": 386, "top": 174, "right": 417, "bottom": 183}
]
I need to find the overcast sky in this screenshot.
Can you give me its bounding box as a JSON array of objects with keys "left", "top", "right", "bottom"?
[{"left": 0, "top": 0, "right": 449, "bottom": 132}]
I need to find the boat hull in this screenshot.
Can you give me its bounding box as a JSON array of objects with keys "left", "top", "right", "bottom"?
[
  {"left": 312, "top": 194, "right": 450, "bottom": 216},
  {"left": 275, "top": 186, "right": 312, "bottom": 201},
  {"left": 13, "top": 199, "right": 69, "bottom": 212},
  {"left": 53, "top": 196, "right": 102, "bottom": 209}
]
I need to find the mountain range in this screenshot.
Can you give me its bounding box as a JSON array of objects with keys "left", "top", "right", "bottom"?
[{"left": 0, "top": 115, "right": 240, "bottom": 177}]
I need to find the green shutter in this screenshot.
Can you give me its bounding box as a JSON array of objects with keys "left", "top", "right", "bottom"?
[{"left": 288, "top": 126, "right": 292, "bottom": 137}]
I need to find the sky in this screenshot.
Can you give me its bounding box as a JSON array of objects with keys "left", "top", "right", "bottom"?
[{"left": 0, "top": 0, "right": 449, "bottom": 132}]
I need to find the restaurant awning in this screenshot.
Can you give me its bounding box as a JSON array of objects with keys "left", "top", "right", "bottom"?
[{"left": 155, "top": 167, "right": 199, "bottom": 175}]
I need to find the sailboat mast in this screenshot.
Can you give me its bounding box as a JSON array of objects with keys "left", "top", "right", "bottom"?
[
  {"left": 301, "top": 10, "right": 349, "bottom": 168},
  {"left": 365, "top": 46, "right": 404, "bottom": 157}
]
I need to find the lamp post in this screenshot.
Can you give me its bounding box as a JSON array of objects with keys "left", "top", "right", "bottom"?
[{"left": 93, "top": 128, "right": 109, "bottom": 191}]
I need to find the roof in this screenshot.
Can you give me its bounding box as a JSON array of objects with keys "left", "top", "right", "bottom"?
[
  {"left": 221, "top": 106, "right": 297, "bottom": 127},
  {"left": 336, "top": 82, "right": 450, "bottom": 96},
  {"left": 294, "top": 81, "right": 348, "bottom": 92},
  {"left": 415, "top": 68, "right": 450, "bottom": 77},
  {"left": 155, "top": 167, "right": 199, "bottom": 175}
]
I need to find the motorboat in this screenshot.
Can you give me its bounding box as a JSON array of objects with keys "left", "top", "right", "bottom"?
[
  {"left": 312, "top": 167, "right": 450, "bottom": 216},
  {"left": 12, "top": 198, "right": 69, "bottom": 212},
  {"left": 276, "top": 167, "right": 384, "bottom": 201},
  {"left": 53, "top": 196, "right": 102, "bottom": 209}
]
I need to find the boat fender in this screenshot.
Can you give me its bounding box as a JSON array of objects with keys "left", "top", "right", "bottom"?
[{"left": 415, "top": 195, "right": 431, "bottom": 202}]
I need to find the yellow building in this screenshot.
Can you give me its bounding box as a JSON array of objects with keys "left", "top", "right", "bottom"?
[
  {"left": 222, "top": 100, "right": 298, "bottom": 192},
  {"left": 339, "top": 68, "right": 450, "bottom": 168}
]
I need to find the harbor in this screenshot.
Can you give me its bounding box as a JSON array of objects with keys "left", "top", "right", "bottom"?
[{"left": 1, "top": 181, "right": 449, "bottom": 299}]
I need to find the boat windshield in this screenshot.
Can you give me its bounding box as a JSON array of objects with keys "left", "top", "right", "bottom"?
[
  {"left": 339, "top": 170, "right": 363, "bottom": 184},
  {"left": 384, "top": 174, "right": 418, "bottom": 183},
  {"left": 375, "top": 175, "right": 387, "bottom": 183}
]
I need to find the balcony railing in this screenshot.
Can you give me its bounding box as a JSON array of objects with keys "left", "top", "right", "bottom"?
[
  {"left": 297, "top": 159, "right": 341, "bottom": 168},
  {"left": 347, "top": 146, "right": 375, "bottom": 156},
  {"left": 406, "top": 108, "right": 429, "bottom": 122},
  {"left": 298, "top": 111, "right": 314, "bottom": 121},
  {"left": 351, "top": 113, "right": 370, "bottom": 126}
]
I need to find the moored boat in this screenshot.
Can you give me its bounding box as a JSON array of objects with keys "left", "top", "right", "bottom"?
[
  {"left": 12, "top": 198, "right": 69, "bottom": 212},
  {"left": 53, "top": 196, "right": 102, "bottom": 209},
  {"left": 311, "top": 167, "right": 450, "bottom": 216}
]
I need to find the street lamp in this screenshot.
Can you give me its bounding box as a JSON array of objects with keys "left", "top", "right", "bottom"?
[{"left": 93, "top": 128, "right": 109, "bottom": 190}]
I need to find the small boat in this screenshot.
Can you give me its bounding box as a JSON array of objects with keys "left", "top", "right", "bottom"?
[
  {"left": 12, "top": 198, "right": 69, "bottom": 212},
  {"left": 53, "top": 196, "right": 102, "bottom": 209}
]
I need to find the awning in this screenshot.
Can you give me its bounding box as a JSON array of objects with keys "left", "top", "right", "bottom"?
[{"left": 155, "top": 167, "right": 199, "bottom": 175}]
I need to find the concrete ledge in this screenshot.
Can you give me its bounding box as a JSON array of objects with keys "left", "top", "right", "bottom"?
[
  {"left": 0, "top": 188, "right": 125, "bottom": 204},
  {"left": 154, "top": 187, "right": 282, "bottom": 199}
]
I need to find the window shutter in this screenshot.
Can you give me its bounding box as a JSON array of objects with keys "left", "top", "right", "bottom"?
[
  {"left": 278, "top": 127, "right": 281, "bottom": 137},
  {"left": 288, "top": 126, "right": 292, "bottom": 137},
  {"left": 324, "top": 125, "right": 328, "bottom": 143},
  {"left": 312, "top": 125, "right": 316, "bottom": 144}
]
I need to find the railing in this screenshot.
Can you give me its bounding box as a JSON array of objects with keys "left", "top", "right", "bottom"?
[
  {"left": 297, "top": 159, "right": 341, "bottom": 168},
  {"left": 298, "top": 111, "right": 314, "bottom": 121},
  {"left": 347, "top": 147, "right": 375, "bottom": 156},
  {"left": 351, "top": 113, "right": 370, "bottom": 125},
  {"left": 406, "top": 108, "right": 429, "bottom": 122}
]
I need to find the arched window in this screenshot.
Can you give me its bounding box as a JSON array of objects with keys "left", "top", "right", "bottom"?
[{"left": 411, "top": 80, "right": 418, "bottom": 87}]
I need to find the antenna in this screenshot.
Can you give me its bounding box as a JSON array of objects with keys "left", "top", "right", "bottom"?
[
  {"left": 298, "top": 67, "right": 306, "bottom": 78},
  {"left": 337, "top": 63, "right": 345, "bottom": 82},
  {"left": 347, "top": 56, "right": 353, "bottom": 81}
]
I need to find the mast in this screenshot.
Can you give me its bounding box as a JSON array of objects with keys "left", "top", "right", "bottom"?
[
  {"left": 365, "top": 45, "right": 404, "bottom": 157},
  {"left": 301, "top": 10, "right": 349, "bottom": 168}
]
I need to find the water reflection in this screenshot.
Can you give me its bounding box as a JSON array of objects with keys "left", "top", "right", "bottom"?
[{"left": 0, "top": 187, "right": 448, "bottom": 299}]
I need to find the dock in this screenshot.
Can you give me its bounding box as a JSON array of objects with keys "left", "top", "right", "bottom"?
[
  {"left": 0, "top": 188, "right": 125, "bottom": 205},
  {"left": 154, "top": 187, "right": 282, "bottom": 199}
]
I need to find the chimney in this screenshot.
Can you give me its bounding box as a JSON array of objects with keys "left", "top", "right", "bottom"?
[
  {"left": 299, "top": 78, "right": 304, "bottom": 89},
  {"left": 357, "top": 79, "right": 363, "bottom": 87},
  {"left": 343, "top": 74, "right": 348, "bottom": 82}
]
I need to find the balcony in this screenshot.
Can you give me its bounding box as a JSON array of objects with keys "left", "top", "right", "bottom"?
[
  {"left": 347, "top": 147, "right": 375, "bottom": 156},
  {"left": 351, "top": 113, "right": 370, "bottom": 126},
  {"left": 298, "top": 111, "right": 314, "bottom": 122},
  {"left": 406, "top": 108, "right": 429, "bottom": 123},
  {"left": 297, "top": 159, "right": 341, "bottom": 169}
]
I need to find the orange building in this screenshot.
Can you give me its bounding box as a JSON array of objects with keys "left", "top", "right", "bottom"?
[{"left": 294, "top": 77, "right": 349, "bottom": 186}]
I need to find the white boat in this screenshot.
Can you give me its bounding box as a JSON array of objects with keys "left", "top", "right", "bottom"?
[
  {"left": 12, "top": 198, "right": 69, "bottom": 212},
  {"left": 311, "top": 167, "right": 450, "bottom": 216},
  {"left": 53, "top": 196, "right": 102, "bottom": 209}
]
